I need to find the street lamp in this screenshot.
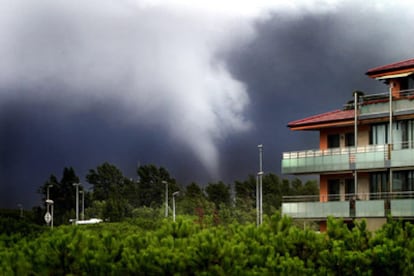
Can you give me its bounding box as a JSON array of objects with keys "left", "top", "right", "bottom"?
[
  {"left": 257, "top": 171, "right": 264, "bottom": 225},
  {"left": 172, "top": 191, "right": 179, "bottom": 222},
  {"left": 45, "top": 199, "right": 54, "bottom": 229},
  {"left": 79, "top": 190, "right": 85, "bottom": 221},
  {"left": 162, "top": 181, "right": 168, "bottom": 217},
  {"left": 46, "top": 184, "right": 53, "bottom": 214},
  {"left": 17, "top": 204, "right": 23, "bottom": 218},
  {"left": 47, "top": 184, "right": 53, "bottom": 200},
  {"left": 258, "top": 144, "right": 264, "bottom": 226},
  {"left": 73, "top": 183, "right": 81, "bottom": 222}
]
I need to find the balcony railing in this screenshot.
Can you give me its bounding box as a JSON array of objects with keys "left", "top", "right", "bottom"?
[
  {"left": 282, "top": 142, "right": 414, "bottom": 174},
  {"left": 343, "top": 89, "right": 414, "bottom": 111},
  {"left": 282, "top": 192, "right": 414, "bottom": 219}
]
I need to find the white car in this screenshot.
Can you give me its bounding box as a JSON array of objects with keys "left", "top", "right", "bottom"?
[{"left": 75, "top": 218, "right": 103, "bottom": 225}]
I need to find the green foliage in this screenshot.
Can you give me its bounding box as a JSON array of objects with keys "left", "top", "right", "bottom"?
[
  {"left": 86, "top": 162, "right": 127, "bottom": 201},
  {"left": 36, "top": 163, "right": 318, "bottom": 227},
  {"left": 136, "top": 164, "right": 179, "bottom": 207},
  {"left": 87, "top": 162, "right": 137, "bottom": 221},
  {"left": 4, "top": 215, "right": 414, "bottom": 274},
  {"left": 38, "top": 167, "right": 81, "bottom": 225},
  {"left": 234, "top": 174, "right": 319, "bottom": 217},
  {"left": 205, "top": 181, "right": 231, "bottom": 209}
]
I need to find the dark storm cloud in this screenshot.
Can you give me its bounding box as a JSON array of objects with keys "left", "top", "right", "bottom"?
[
  {"left": 221, "top": 1, "right": 414, "bottom": 182},
  {"left": 2, "top": 1, "right": 414, "bottom": 208},
  {"left": 0, "top": 0, "right": 253, "bottom": 208}
]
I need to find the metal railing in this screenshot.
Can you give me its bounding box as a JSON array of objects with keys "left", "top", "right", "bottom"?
[
  {"left": 282, "top": 191, "right": 414, "bottom": 218},
  {"left": 282, "top": 144, "right": 388, "bottom": 160},
  {"left": 283, "top": 191, "right": 414, "bottom": 203},
  {"left": 343, "top": 89, "right": 414, "bottom": 109},
  {"left": 282, "top": 141, "right": 414, "bottom": 161}
]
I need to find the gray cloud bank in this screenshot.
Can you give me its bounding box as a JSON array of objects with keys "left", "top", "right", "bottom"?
[
  {"left": 2, "top": 1, "right": 414, "bottom": 208},
  {"left": 0, "top": 0, "right": 252, "bottom": 174}
]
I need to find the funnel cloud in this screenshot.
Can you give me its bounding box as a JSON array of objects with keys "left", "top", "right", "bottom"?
[{"left": 1, "top": 1, "right": 414, "bottom": 208}]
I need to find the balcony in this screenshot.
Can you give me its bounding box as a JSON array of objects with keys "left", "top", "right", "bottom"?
[
  {"left": 282, "top": 192, "right": 414, "bottom": 219},
  {"left": 282, "top": 143, "right": 414, "bottom": 175},
  {"left": 359, "top": 89, "right": 414, "bottom": 119}
]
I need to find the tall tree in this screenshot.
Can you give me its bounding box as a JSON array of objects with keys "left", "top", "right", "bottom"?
[
  {"left": 38, "top": 167, "right": 80, "bottom": 225},
  {"left": 136, "top": 164, "right": 178, "bottom": 207},
  {"left": 235, "top": 175, "right": 256, "bottom": 210},
  {"left": 86, "top": 162, "right": 134, "bottom": 221},
  {"left": 179, "top": 182, "right": 210, "bottom": 215},
  {"left": 205, "top": 181, "right": 231, "bottom": 209},
  {"left": 86, "top": 162, "right": 126, "bottom": 201}
]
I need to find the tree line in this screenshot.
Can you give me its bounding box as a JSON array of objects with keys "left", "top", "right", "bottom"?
[{"left": 35, "top": 162, "right": 318, "bottom": 225}]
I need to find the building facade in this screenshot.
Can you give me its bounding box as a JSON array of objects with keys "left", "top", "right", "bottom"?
[{"left": 281, "top": 58, "right": 414, "bottom": 231}]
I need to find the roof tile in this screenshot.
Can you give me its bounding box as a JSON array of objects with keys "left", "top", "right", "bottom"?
[
  {"left": 288, "top": 109, "right": 354, "bottom": 128},
  {"left": 366, "top": 58, "right": 414, "bottom": 75}
]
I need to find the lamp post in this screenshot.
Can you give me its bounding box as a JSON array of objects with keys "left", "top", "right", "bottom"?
[
  {"left": 256, "top": 174, "right": 259, "bottom": 226},
  {"left": 258, "top": 171, "right": 264, "bottom": 225},
  {"left": 388, "top": 84, "right": 393, "bottom": 193},
  {"left": 353, "top": 91, "right": 364, "bottom": 199},
  {"left": 47, "top": 184, "right": 53, "bottom": 201},
  {"left": 45, "top": 199, "right": 54, "bottom": 229},
  {"left": 79, "top": 190, "right": 85, "bottom": 221},
  {"left": 258, "top": 144, "right": 264, "bottom": 225},
  {"left": 73, "top": 183, "right": 81, "bottom": 222},
  {"left": 46, "top": 184, "right": 53, "bottom": 213},
  {"left": 172, "top": 191, "right": 179, "bottom": 222},
  {"left": 17, "top": 204, "right": 23, "bottom": 218},
  {"left": 162, "top": 181, "right": 168, "bottom": 217}
]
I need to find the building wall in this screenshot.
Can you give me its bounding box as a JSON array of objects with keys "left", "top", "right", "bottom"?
[
  {"left": 357, "top": 173, "right": 370, "bottom": 200},
  {"left": 320, "top": 173, "right": 354, "bottom": 202},
  {"left": 320, "top": 176, "right": 328, "bottom": 202},
  {"left": 390, "top": 79, "right": 400, "bottom": 98},
  {"left": 355, "top": 218, "right": 387, "bottom": 232},
  {"left": 320, "top": 126, "right": 354, "bottom": 150},
  {"left": 358, "top": 125, "right": 370, "bottom": 146}
]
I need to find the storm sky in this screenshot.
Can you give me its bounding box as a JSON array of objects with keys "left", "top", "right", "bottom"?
[{"left": 1, "top": 0, "right": 414, "bottom": 208}]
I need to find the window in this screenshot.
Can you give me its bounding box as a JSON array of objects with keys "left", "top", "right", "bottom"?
[
  {"left": 392, "top": 120, "right": 414, "bottom": 149},
  {"left": 327, "top": 134, "right": 340, "bottom": 148},
  {"left": 370, "top": 172, "right": 388, "bottom": 199},
  {"left": 371, "top": 124, "right": 388, "bottom": 145},
  {"left": 393, "top": 170, "right": 414, "bottom": 195},
  {"left": 328, "top": 179, "right": 340, "bottom": 201},
  {"left": 345, "top": 133, "right": 355, "bottom": 147},
  {"left": 345, "top": 179, "right": 355, "bottom": 200},
  {"left": 401, "top": 121, "right": 409, "bottom": 149},
  {"left": 400, "top": 76, "right": 414, "bottom": 91}
]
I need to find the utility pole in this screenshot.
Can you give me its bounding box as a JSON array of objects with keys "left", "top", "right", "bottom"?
[
  {"left": 162, "top": 181, "right": 168, "bottom": 217},
  {"left": 258, "top": 144, "right": 264, "bottom": 225},
  {"left": 73, "top": 183, "right": 81, "bottom": 223}
]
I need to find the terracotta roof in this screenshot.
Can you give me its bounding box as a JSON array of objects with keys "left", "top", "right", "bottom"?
[
  {"left": 288, "top": 109, "right": 354, "bottom": 129},
  {"left": 366, "top": 58, "right": 414, "bottom": 76}
]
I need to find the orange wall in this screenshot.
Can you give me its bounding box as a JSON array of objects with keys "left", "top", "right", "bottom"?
[
  {"left": 319, "top": 125, "right": 371, "bottom": 149},
  {"left": 320, "top": 126, "right": 354, "bottom": 150},
  {"left": 320, "top": 221, "right": 327, "bottom": 232},
  {"left": 320, "top": 176, "right": 328, "bottom": 202},
  {"left": 390, "top": 80, "right": 400, "bottom": 98},
  {"left": 320, "top": 173, "right": 354, "bottom": 202}
]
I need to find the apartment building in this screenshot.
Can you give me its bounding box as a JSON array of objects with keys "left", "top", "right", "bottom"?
[{"left": 281, "top": 58, "right": 414, "bottom": 231}]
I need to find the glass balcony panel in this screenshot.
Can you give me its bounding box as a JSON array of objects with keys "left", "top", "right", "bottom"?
[
  {"left": 392, "top": 148, "right": 414, "bottom": 167},
  {"left": 355, "top": 151, "right": 387, "bottom": 169},
  {"left": 282, "top": 201, "right": 349, "bottom": 218},
  {"left": 355, "top": 200, "right": 385, "bottom": 217},
  {"left": 391, "top": 199, "right": 414, "bottom": 217},
  {"left": 281, "top": 153, "right": 351, "bottom": 174},
  {"left": 282, "top": 145, "right": 387, "bottom": 174}
]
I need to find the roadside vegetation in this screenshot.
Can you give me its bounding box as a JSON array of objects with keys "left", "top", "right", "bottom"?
[
  {"left": 5, "top": 163, "right": 410, "bottom": 274},
  {"left": 1, "top": 213, "right": 413, "bottom": 275}
]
